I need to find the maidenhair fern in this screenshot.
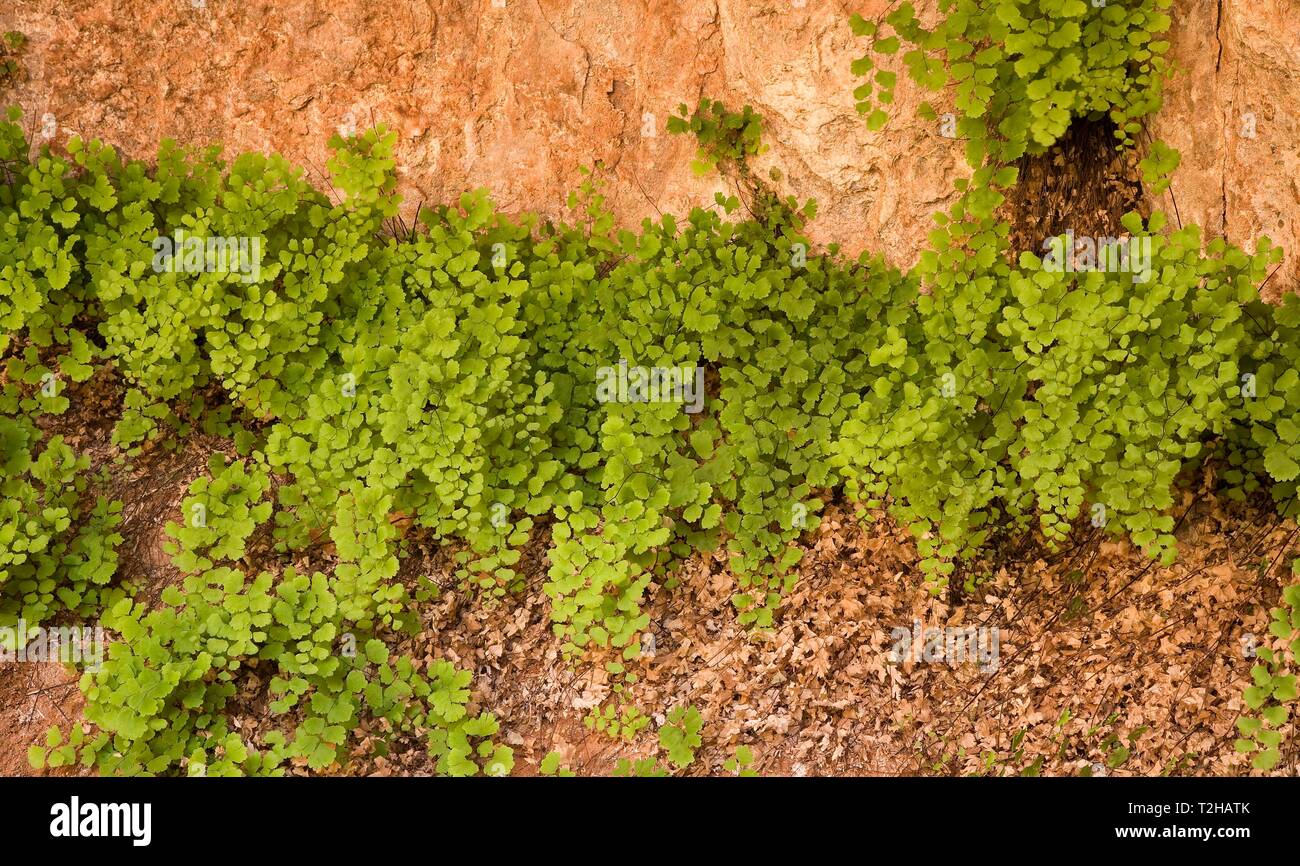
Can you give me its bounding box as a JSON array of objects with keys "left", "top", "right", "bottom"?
[
  {"left": 1, "top": 0, "right": 1295, "bottom": 777},
  {"left": 851, "top": 0, "right": 1172, "bottom": 160}
]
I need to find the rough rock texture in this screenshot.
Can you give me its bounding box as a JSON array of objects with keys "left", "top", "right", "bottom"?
[
  {"left": 0, "top": 0, "right": 964, "bottom": 271},
  {"left": 0, "top": 0, "right": 1295, "bottom": 280},
  {"left": 1151, "top": 0, "right": 1300, "bottom": 298}
]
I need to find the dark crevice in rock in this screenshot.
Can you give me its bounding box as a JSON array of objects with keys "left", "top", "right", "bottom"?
[{"left": 1003, "top": 118, "right": 1146, "bottom": 256}]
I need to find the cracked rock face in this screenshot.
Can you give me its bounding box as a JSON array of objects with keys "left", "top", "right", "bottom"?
[
  {"left": 0, "top": 0, "right": 1295, "bottom": 287},
  {"left": 1150, "top": 0, "right": 1299, "bottom": 299}
]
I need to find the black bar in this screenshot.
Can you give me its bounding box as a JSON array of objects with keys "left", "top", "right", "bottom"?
[{"left": 0, "top": 776, "right": 1289, "bottom": 853}]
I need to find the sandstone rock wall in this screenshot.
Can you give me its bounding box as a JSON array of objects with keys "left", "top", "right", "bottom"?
[
  {"left": 1, "top": 0, "right": 1296, "bottom": 288},
  {"left": 1150, "top": 0, "right": 1300, "bottom": 298}
]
